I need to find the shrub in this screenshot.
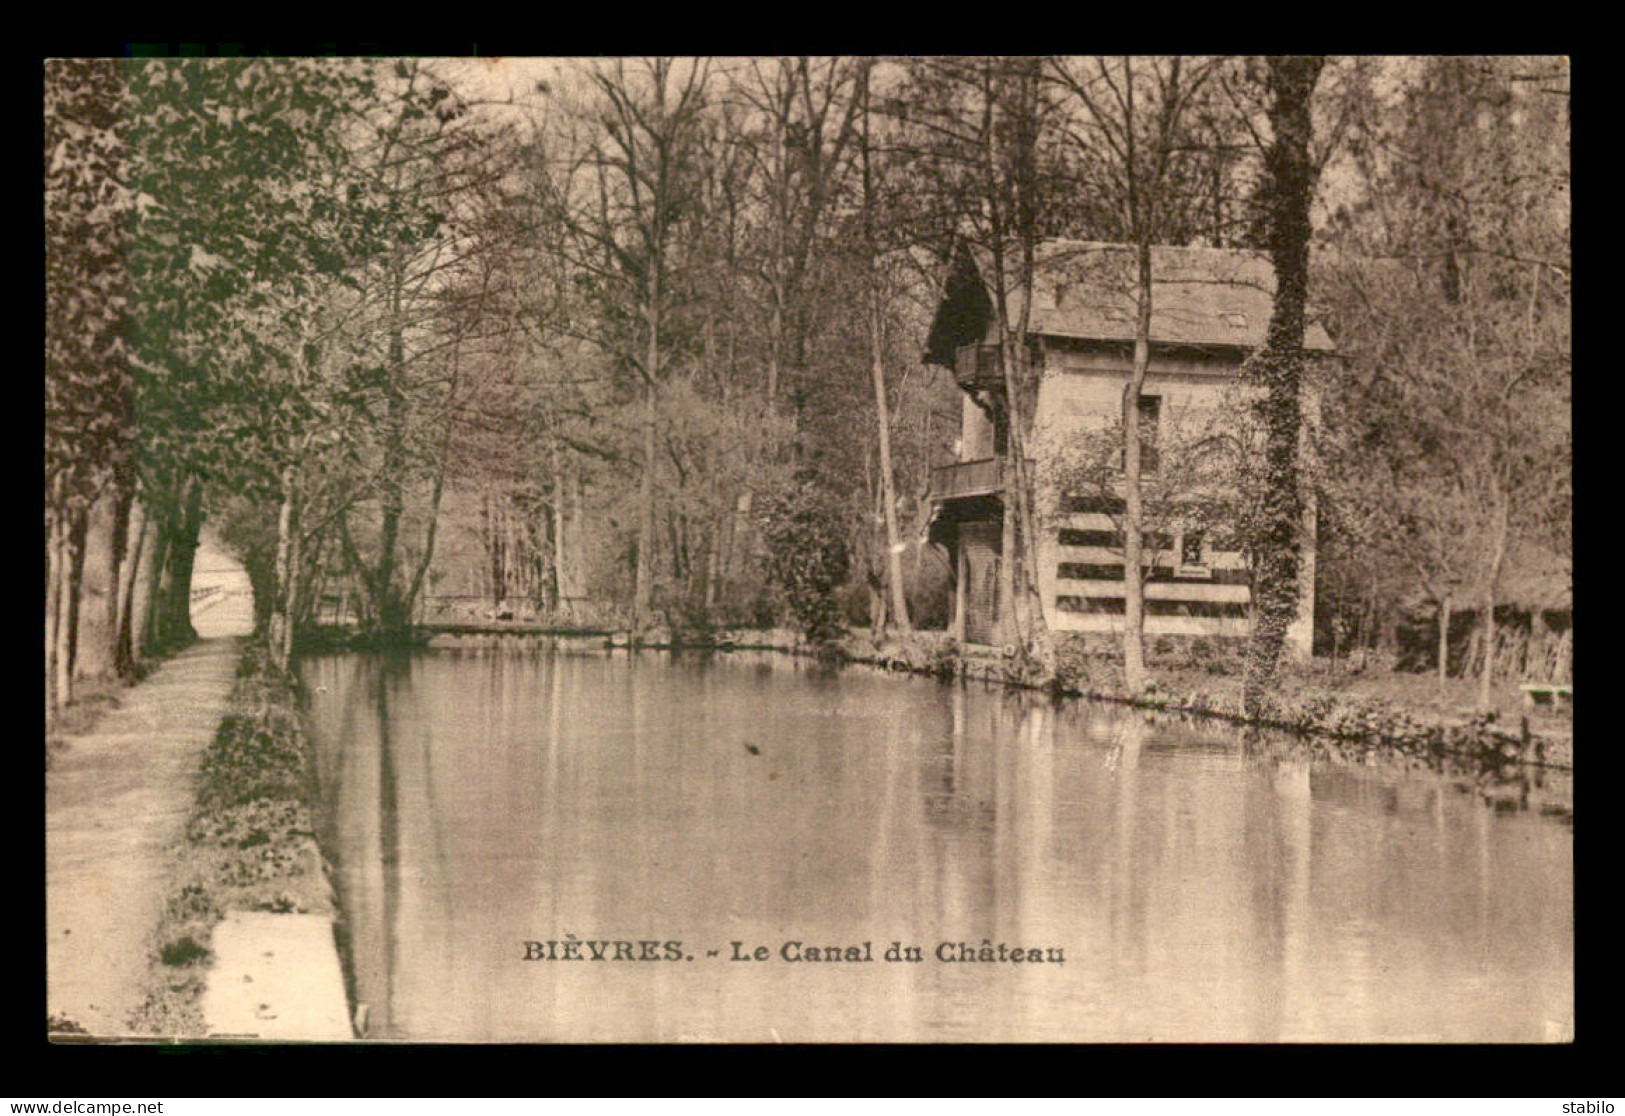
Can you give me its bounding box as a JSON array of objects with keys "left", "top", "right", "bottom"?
[
  {"left": 759, "top": 475, "right": 851, "bottom": 644},
  {"left": 1051, "top": 634, "right": 1126, "bottom": 694}
]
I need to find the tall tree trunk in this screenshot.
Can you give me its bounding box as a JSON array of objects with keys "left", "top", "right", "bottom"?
[
  {"left": 369, "top": 257, "right": 409, "bottom": 634},
  {"left": 114, "top": 496, "right": 148, "bottom": 680},
  {"left": 702, "top": 514, "right": 721, "bottom": 615},
  {"left": 634, "top": 269, "right": 661, "bottom": 632},
  {"left": 870, "top": 280, "right": 911, "bottom": 635},
  {"left": 768, "top": 279, "right": 784, "bottom": 404},
  {"left": 268, "top": 468, "right": 301, "bottom": 671},
  {"left": 64, "top": 507, "right": 90, "bottom": 684},
  {"left": 1437, "top": 592, "right": 1452, "bottom": 702},
  {"left": 855, "top": 59, "right": 911, "bottom": 636},
  {"left": 1001, "top": 57, "right": 1053, "bottom": 671},
  {"left": 870, "top": 574, "right": 888, "bottom": 639},
  {"left": 1243, "top": 55, "right": 1324, "bottom": 718},
  {"left": 403, "top": 463, "right": 447, "bottom": 624},
  {"left": 135, "top": 501, "right": 170, "bottom": 661},
  {"left": 104, "top": 478, "right": 132, "bottom": 674},
  {"left": 997, "top": 456, "right": 1019, "bottom": 647},
  {"left": 1477, "top": 475, "right": 1510, "bottom": 712},
  {"left": 767, "top": 78, "right": 788, "bottom": 404},
  {"left": 551, "top": 457, "right": 572, "bottom": 618},
  {"left": 973, "top": 60, "right": 1028, "bottom": 651},
  {"left": 374, "top": 481, "right": 403, "bottom": 629},
  {"left": 163, "top": 479, "right": 202, "bottom": 645},
  {"left": 1003, "top": 324, "right": 1049, "bottom": 664},
  {"left": 634, "top": 378, "right": 658, "bottom": 631},
  {"left": 46, "top": 497, "right": 66, "bottom": 726},
  {"left": 1122, "top": 241, "right": 1153, "bottom": 693},
  {"left": 141, "top": 496, "right": 174, "bottom": 654},
  {"left": 1361, "top": 565, "right": 1379, "bottom": 669}
]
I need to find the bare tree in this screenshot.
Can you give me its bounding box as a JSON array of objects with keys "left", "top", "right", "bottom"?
[
  {"left": 537, "top": 59, "right": 712, "bottom": 633},
  {"left": 1049, "top": 56, "right": 1230, "bottom": 691}
]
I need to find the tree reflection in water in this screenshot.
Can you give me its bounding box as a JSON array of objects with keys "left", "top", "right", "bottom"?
[{"left": 303, "top": 647, "right": 1572, "bottom": 1043}]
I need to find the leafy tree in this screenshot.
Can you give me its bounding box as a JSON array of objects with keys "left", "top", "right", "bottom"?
[
  {"left": 45, "top": 59, "right": 134, "bottom": 717},
  {"left": 122, "top": 58, "right": 435, "bottom": 667},
  {"left": 1317, "top": 57, "right": 1570, "bottom": 707}
]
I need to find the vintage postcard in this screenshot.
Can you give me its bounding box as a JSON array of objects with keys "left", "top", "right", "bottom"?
[{"left": 45, "top": 54, "right": 1572, "bottom": 1044}]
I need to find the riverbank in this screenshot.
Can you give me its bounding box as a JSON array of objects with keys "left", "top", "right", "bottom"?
[
  {"left": 126, "top": 639, "right": 350, "bottom": 1038},
  {"left": 396, "top": 621, "right": 1571, "bottom": 770},
  {"left": 835, "top": 629, "right": 1573, "bottom": 773},
  {"left": 298, "top": 627, "right": 1574, "bottom": 1042}
]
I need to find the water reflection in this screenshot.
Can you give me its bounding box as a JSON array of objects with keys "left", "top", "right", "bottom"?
[{"left": 303, "top": 648, "right": 1573, "bottom": 1043}]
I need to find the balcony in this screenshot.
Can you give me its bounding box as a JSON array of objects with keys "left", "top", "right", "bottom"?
[
  {"left": 932, "top": 458, "right": 1002, "bottom": 501},
  {"left": 931, "top": 457, "right": 1037, "bottom": 502},
  {"left": 955, "top": 343, "right": 1003, "bottom": 392}
]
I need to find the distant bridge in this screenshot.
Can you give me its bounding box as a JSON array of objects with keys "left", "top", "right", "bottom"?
[
  {"left": 420, "top": 620, "right": 612, "bottom": 638},
  {"left": 312, "top": 593, "right": 611, "bottom": 639}
]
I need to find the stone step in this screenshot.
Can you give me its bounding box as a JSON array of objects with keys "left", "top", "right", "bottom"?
[{"left": 200, "top": 911, "right": 353, "bottom": 1041}]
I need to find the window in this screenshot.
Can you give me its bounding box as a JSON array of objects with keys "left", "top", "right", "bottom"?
[
  {"left": 1064, "top": 494, "right": 1125, "bottom": 515},
  {"left": 1136, "top": 395, "right": 1161, "bottom": 474},
  {"left": 1181, "top": 531, "right": 1204, "bottom": 567},
  {"left": 1114, "top": 397, "right": 1161, "bottom": 474}
]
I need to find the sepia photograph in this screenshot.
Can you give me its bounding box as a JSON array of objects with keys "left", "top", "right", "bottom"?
[{"left": 44, "top": 54, "right": 1572, "bottom": 1044}]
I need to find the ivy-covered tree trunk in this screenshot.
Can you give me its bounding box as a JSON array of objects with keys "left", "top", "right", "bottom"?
[{"left": 1243, "top": 56, "right": 1324, "bottom": 718}]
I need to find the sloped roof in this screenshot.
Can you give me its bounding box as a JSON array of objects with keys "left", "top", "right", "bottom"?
[{"left": 929, "top": 239, "right": 1336, "bottom": 358}]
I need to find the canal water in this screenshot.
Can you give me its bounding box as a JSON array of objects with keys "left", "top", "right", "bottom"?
[{"left": 302, "top": 646, "right": 1572, "bottom": 1043}]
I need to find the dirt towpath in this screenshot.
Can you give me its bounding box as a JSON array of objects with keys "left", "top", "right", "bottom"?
[{"left": 47, "top": 545, "right": 253, "bottom": 1036}]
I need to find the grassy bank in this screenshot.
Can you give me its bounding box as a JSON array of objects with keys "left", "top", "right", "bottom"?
[
  {"left": 839, "top": 630, "right": 1572, "bottom": 771},
  {"left": 130, "top": 640, "right": 335, "bottom": 1035},
  {"left": 340, "top": 620, "right": 1569, "bottom": 770}
]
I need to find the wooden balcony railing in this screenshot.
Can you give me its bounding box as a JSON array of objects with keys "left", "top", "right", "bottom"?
[
  {"left": 932, "top": 458, "right": 1001, "bottom": 500},
  {"left": 931, "top": 457, "right": 1039, "bottom": 501}
]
